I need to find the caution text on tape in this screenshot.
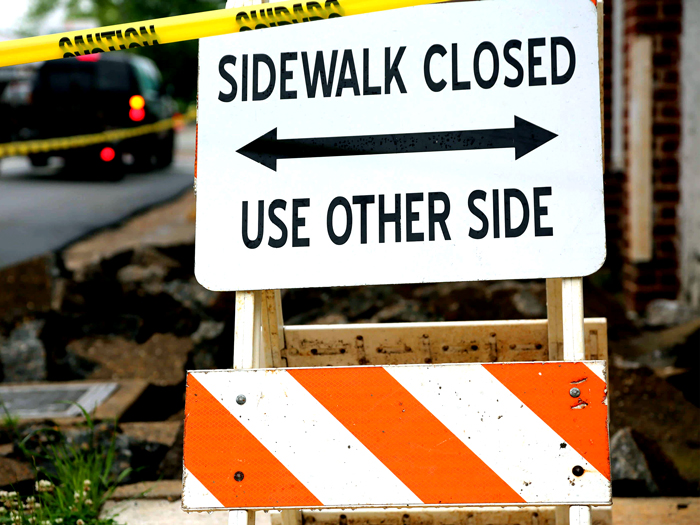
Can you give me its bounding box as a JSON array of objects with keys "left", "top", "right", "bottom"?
[{"left": 0, "top": 1, "right": 442, "bottom": 68}]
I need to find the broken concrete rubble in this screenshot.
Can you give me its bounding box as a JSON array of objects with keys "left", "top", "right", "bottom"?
[
  {"left": 611, "top": 427, "right": 659, "bottom": 496},
  {"left": 0, "top": 456, "right": 34, "bottom": 490},
  {"left": 68, "top": 334, "right": 192, "bottom": 387},
  {"left": 0, "top": 319, "right": 47, "bottom": 382},
  {"left": 0, "top": 254, "right": 55, "bottom": 321},
  {"left": 645, "top": 299, "right": 700, "bottom": 328}
]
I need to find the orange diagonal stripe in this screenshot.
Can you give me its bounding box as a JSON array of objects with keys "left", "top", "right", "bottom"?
[
  {"left": 184, "top": 374, "right": 322, "bottom": 508},
  {"left": 289, "top": 367, "right": 524, "bottom": 505},
  {"left": 484, "top": 362, "right": 610, "bottom": 480}
]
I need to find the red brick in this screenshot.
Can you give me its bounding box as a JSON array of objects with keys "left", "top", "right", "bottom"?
[
  {"left": 661, "top": 108, "right": 680, "bottom": 121},
  {"left": 656, "top": 240, "right": 677, "bottom": 254},
  {"left": 653, "top": 123, "right": 681, "bottom": 135},
  {"left": 655, "top": 158, "right": 679, "bottom": 170},
  {"left": 659, "top": 274, "right": 679, "bottom": 287},
  {"left": 654, "top": 182, "right": 680, "bottom": 191},
  {"left": 651, "top": 257, "right": 678, "bottom": 270},
  {"left": 660, "top": 140, "right": 680, "bottom": 153},
  {"left": 658, "top": 207, "right": 677, "bottom": 219},
  {"left": 653, "top": 225, "right": 676, "bottom": 236},
  {"left": 661, "top": 38, "right": 680, "bottom": 52},
  {"left": 654, "top": 89, "right": 678, "bottom": 102},
  {"left": 659, "top": 173, "right": 679, "bottom": 185},
  {"left": 661, "top": 3, "right": 682, "bottom": 17},
  {"left": 664, "top": 69, "right": 680, "bottom": 83},
  {"left": 658, "top": 20, "right": 682, "bottom": 33},
  {"left": 634, "top": 21, "right": 658, "bottom": 34},
  {"left": 629, "top": 4, "right": 659, "bottom": 17}
]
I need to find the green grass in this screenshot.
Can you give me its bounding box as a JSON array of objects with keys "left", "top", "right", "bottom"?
[
  {"left": 0, "top": 403, "right": 20, "bottom": 439},
  {"left": 0, "top": 404, "right": 130, "bottom": 525}
]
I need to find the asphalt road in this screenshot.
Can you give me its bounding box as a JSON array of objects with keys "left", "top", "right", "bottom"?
[{"left": 0, "top": 126, "right": 196, "bottom": 269}]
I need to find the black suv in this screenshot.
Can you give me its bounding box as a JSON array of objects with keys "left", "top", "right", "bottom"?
[{"left": 30, "top": 52, "right": 175, "bottom": 176}]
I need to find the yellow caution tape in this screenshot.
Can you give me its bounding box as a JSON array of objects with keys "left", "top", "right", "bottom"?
[
  {"left": 0, "top": 107, "right": 196, "bottom": 159},
  {"left": 0, "top": 0, "right": 442, "bottom": 68}
]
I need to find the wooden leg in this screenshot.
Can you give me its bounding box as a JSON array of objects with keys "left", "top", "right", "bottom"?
[
  {"left": 546, "top": 278, "right": 564, "bottom": 361},
  {"left": 570, "top": 506, "right": 592, "bottom": 525},
  {"left": 230, "top": 291, "right": 264, "bottom": 525},
  {"left": 281, "top": 509, "right": 303, "bottom": 525},
  {"left": 561, "top": 278, "right": 585, "bottom": 361},
  {"left": 560, "top": 278, "right": 588, "bottom": 525},
  {"left": 555, "top": 507, "right": 570, "bottom": 525},
  {"left": 234, "top": 291, "right": 263, "bottom": 369},
  {"left": 262, "top": 289, "right": 285, "bottom": 367},
  {"left": 229, "top": 510, "right": 256, "bottom": 525}
]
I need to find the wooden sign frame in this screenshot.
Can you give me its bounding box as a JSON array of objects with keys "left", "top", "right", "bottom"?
[{"left": 224, "top": 278, "right": 610, "bottom": 525}]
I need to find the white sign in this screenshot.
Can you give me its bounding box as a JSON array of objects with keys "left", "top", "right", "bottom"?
[{"left": 195, "top": 0, "right": 604, "bottom": 291}]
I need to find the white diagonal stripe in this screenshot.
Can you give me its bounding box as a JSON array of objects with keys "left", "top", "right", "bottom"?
[
  {"left": 385, "top": 364, "right": 611, "bottom": 504},
  {"left": 194, "top": 370, "right": 422, "bottom": 507},
  {"left": 585, "top": 361, "right": 607, "bottom": 385},
  {"left": 182, "top": 466, "right": 224, "bottom": 509}
]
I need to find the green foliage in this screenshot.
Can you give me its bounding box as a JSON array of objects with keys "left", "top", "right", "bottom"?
[
  {"left": 0, "top": 404, "right": 130, "bottom": 525},
  {"left": 26, "top": 0, "right": 226, "bottom": 103},
  {"left": 0, "top": 404, "right": 20, "bottom": 438}
]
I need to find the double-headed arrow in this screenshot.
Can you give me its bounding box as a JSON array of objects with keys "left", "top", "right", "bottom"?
[{"left": 237, "top": 116, "right": 557, "bottom": 172}]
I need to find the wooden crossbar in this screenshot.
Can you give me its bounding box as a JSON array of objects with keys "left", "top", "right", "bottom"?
[{"left": 271, "top": 318, "right": 607, "bottom": 368}]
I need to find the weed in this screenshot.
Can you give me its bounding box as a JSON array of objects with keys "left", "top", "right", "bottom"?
[
  {"left": 0, "top": 404, "right": 129, "bottom": 525},
  {"left": 0, "top": 403, "right": 19, "bottom": 439}
]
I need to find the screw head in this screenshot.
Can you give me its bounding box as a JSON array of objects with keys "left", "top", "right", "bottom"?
[
  {"left": 569, "top": 387, "right": 581, "bottom": 398},
  {"left": 236, "top": 395, "right": 246, "bottom": 405},
  {"left": 572, "top": 465, "right": 584, "bottom": 477},
  {"left": 234, "top": 471, "right": 244, "bottom": 482}
]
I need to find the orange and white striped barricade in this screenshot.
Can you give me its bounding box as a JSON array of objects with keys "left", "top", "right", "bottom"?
[{"left": 183, "top": 360, "right": 610, "bottom": 513}]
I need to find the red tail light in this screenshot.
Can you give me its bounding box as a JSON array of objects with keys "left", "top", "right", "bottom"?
[
  {"left": 129, "top": 108, "right": 145, "bottom": 122},
  {"left": 76, "top": 54, "right": 100, "bottom": 62},
  {"left": 100, "top": 147, "right": 116, "bottom": 162},
  {"left": 173, "top": 112, "right": 185, "bottom": 131}
]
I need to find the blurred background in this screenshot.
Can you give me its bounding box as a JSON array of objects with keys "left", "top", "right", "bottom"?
[
  {"left": 2, "top": 0, "right": 222, "bottom": 105},
  {"left": 0, "top": 0, "right": 698, "bottom": 524}
]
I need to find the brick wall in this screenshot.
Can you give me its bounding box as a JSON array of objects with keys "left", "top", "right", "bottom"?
[{"left": 621, "top": 0, "right": 683, "bottom": 312}]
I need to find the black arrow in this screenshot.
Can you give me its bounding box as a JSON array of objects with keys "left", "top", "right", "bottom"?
[{"left": 237, "top": 116, "right": 557, "bottom": 172}]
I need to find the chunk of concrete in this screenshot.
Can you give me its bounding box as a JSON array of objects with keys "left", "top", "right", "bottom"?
[
  {"left": 611, "top": 428, "right": 659, "bottom": 496},
  {"left": 0, "top": 319, "right": 47, "bottom": 382}
]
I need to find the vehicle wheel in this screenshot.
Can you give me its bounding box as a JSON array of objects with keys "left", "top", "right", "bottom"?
[
  {"left": 29, "top": 154, "right": 49, "bottom": 167},
  {"left": 155, "top": 129, "right": 175, "bottom": 169}
]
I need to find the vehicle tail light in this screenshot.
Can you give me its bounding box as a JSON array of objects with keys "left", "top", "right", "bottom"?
[
  {"left": 173, "top": 112, "right": 185, "bottom": 131},
  {"left": 129, "top": 108, "right": 145, "bottom": 122},
  {"left": 129, "top": 95, "right": 146, "bottom": 122},
  {"left": 76, "top": 54, "right": 100, "bottom": 62},
  {"left": 100, "top": 147, "right": 116, "bottom": 162}
]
